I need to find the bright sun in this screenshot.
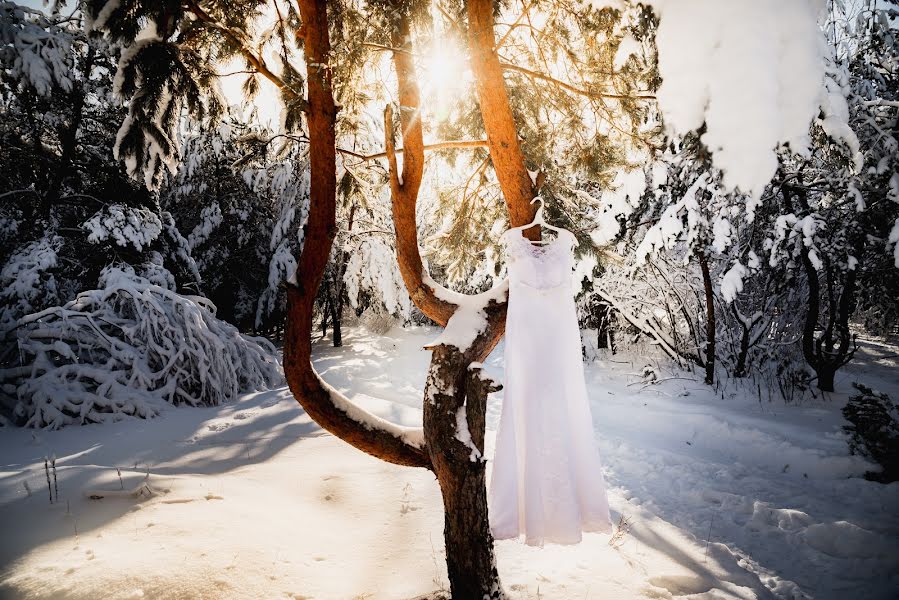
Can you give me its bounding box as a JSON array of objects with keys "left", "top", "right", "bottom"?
[
  {"left": 217, "top": 37, "right": 472, "bottom": 129},
  {"left": 418, "top": 40, "right": 471, "bottom": 121}
]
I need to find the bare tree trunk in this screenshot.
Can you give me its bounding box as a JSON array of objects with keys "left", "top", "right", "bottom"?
[
  {"left": 596, "top": 302, "right": 615, "bottom": 352},
  {"left": 331, "top": 202, "right": 356, "bottom": 348},
  {"left": 787, "top": 186, "right": 858, "bottom": 393},
  {"left": 697, "top": 251, "right": 715, "bottom": 385},
  {"left": 733, "top": 304, "right": 750, "bottom": 378}
]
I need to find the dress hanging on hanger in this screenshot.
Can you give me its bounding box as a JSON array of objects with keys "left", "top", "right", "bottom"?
[{"left": 489, "top": 198, "right": 613, "bottom": 547}]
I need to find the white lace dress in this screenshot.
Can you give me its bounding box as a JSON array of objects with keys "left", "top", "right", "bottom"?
[{"left": 488, "top": 227, "right": 613, "bottom": 546}]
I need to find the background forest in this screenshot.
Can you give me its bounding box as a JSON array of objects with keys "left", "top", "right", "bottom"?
[
  {"left": 1, "top": 1, "right": 898, "bottom": 598},
  {"left": 2, "top": 0, "right": 896, "bottom": 422}
]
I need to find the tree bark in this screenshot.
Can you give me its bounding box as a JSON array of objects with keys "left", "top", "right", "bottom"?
[
  {"left": 697, "top": 251, "right": 715, "bottom": 385},
  {"left": 466, "top": 0, "right": 538, "bottom": 236}
]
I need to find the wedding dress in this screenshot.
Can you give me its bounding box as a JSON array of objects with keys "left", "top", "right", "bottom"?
[{"left": 488, "top": 225, "right": 613, "bottom": 546}]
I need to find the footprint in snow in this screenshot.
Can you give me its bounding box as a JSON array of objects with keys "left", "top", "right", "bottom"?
[{"left": 648, "top": 575, "right": 715, "bottom": 597}]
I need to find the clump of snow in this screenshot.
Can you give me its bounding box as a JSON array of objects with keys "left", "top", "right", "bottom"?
[
  {"left": 139, "top": 251, "right": 177, "bottom": 291},
  {"left": 423, "top": 275, "right": 509, "bottom": 352},
  {"left": 82, "top": 204, "right": 163, "bottom": 253},
  {"left": 635, "top": 173, "right": 708, "bottom": 262},
  {"left": 613, "top": 34, "right": 642, "bottom": 70},
  {"left": 5, "top": 266, "right": 282, "bottom": 429},
  {"left": 889, "top": 219, "right": 899, "bottom": 268},
  {"left": 652, "top": 0, "right": 826, "bottom": 203},
  {"left": 818, "top": 74, "right": 864, "bottom": 172},
  {"left": 187, "top": 202, "right": 223, "bottom": 250},
  {"left": 589, "top": 169, "right": 647, "bottom": 246},
  {"left": 720, "top": 260, "right": 747, "bottom": 303},
  {"left": 454, "top": 406, "right": 482, "bottom": 462},
  {"left": 85, "top": 0, "right": 121, "bottom": 32},
  {"left": 711, "top": 215, "right": 732, "bottom": 253}
]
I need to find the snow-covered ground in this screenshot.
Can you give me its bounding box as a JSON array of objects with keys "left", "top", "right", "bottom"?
[{"left": 1, "top": 325, "right": 897, "bottom": 599}]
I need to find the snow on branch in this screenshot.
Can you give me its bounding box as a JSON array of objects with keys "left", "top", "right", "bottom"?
[
  {"left": 83, "top": 204, "right": 163, "bottom": 252},
  {"left": 315, "top": 373, "right": 424, "bottom": 449},
  {"left": 651, "top": 0, "right": 827, "bottom": 205},
  {"left": 422, "top": 274, "right": 509, "bottom": 353},
  {"left": 3, "top": 267, "right": 282, "bottom": 429},
  {"left": 0, "top": 2, "right": 76, "bottom": 96}
]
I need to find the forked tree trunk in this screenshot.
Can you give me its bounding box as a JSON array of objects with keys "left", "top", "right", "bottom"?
[
  {"left": 787, "top": 186, "right": 859, "bottom": 393},
  {"left": 286, "top": 1, "right": 542, "bottom": 597},
  {"left": 383, "top": 3, "right": 509, "bottom": 594},
  {"left": 425, "top": 344, "right": 503, "bottom": 599}
]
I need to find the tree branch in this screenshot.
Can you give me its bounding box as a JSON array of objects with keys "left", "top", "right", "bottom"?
[
  {"left": 357, "top": 139, "right": 489, "bottom": 161},
  {"left": 493, "top": 0, "right": 538, "bottom": 52},
  {"left": 466, "top": 0, "right": 538, "bottom": 236},
  {"left": 500, "top": 61, "right": 655, "bottom": 101},
  {"left": 184, "top": 0, "right": 307, "bottom": 109},
  {"left": 384, "top": 10, "right": 458, "bottom": 326}
]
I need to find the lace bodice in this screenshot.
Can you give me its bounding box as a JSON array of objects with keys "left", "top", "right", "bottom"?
[{"left": 501, "top": 228, "right": 576, "bottom": 290}]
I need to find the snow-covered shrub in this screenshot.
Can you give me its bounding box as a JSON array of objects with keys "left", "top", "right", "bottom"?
[
  {"left": 0, "top": 235, "right": 62, "bottom": 333},
  {"left": 3, "top": 266, "right": 283, "bottom": 429},
  {"left": 359, "top": 309, "right": 398, "bottom": 336},
  {"left": 843, "top": 383, "right": 899, "bottom": 483}
]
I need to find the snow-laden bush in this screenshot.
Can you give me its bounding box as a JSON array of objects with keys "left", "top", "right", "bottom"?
[
  {"left": 2, "top": 266, "right": 283, "bottom": 429},
  {"left": 843, "top": 383, "right": 899, "bottom": 483},
  {"left": 0, "top": 235, "right": 63, "bottom": 333}
]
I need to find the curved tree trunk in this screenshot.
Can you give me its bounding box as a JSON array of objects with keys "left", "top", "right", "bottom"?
[
  {"left": 283, "top": 0, "right": 429, "bottom": 469},
  {"left": 787, "top": 186, "right": 858, "bottom": 393}
]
